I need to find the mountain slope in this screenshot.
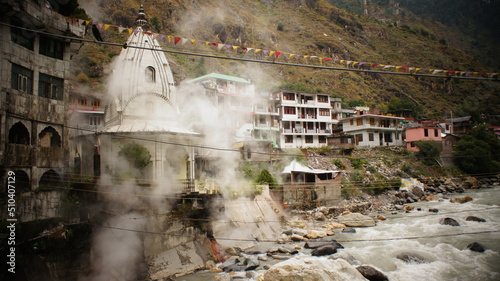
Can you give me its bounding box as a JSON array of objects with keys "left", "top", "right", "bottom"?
[{"left": 73, "top": 0, "right": 500, "bottom": 121}]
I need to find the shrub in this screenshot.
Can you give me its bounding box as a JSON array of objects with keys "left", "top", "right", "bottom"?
[
  {"left": 332, "top": 159, "right": 345, "bottom": 170},
  {"left": 351, "top": 158, "right": 368, "bottom": 169},
  {"left": 277, "top": 23, "right": 284, "bottom": 31},
  {"left": 254, "top": 169, "right": 278, "bottom": 189},
  {"left": 415, "top": 140, "right": 440, "bottom": 165}
]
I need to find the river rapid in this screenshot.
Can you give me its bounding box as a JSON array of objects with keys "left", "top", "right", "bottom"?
[
  {"left": 180, "top": 186, "right": 500, "bottom": 281},
  {"left": 336, "top": 186, "right": 500, "bottom": 281}
]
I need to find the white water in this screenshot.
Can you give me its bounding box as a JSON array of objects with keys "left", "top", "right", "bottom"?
[
  {"left": 180, "top": 187, "right": 500, "bottom": 280},
  {"left": 336, "top": 187, "right": 500, "bottom": 281}
]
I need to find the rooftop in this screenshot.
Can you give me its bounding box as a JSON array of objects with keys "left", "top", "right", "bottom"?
[{"left": 188, "top": 73, "right": 251, "bottom": 84}]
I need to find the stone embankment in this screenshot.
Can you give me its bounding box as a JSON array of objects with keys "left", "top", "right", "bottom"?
[{"left": 191, "top": 176, "right": 499, "bottom": 280}]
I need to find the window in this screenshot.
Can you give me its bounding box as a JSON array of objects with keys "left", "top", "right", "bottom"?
[
  {"left": 356, "top": 134, "right": 363, "bottom": 142},
  {"left": 369, "top": 133, "right": 374, "bottom": 142},
  {"left": 317, "top": 95, "right": 328, "bottom": 103},
  {"left": 146, "top": 66, "right": 156, "bottom": 82},
  {"left": 356, "top": 118, "right": 363, "bottom": 126},
  {"left": 89, "top": 116, "right": 102, "bottom": 126},
  {"left": 10, "top": 24, "right": 35, "bottom": 50},
  {"left": 91, "top": 100, "right": 100, "bottom": 107},
  {"left": 350, "top": 119, "right": 354, "bottom": 126},
  {"left": 285, "top": 135, "right": 293, "bottom": 143},
  {"left": 11, "top": 64, "right": 33, "bottom": 94},
  {"left": 434, "top": 129, "right": 439, "bottom": 137},
  {"left": 319, "top": 108, "right": 330, "bottom": 116},
  {"left": 319, "top": 136, "right": 326, "bottom": 143},
  {"left": 38, "top": 73, "right": 63, "bottom": 100},
  {"left": 369, "top": 118, "right": 375, "bottom": 126},
  {"left": 78, "top": 98, "right": 87, "bottom": 106},
  {"left": 284, "top": 107, "right": 296, "bottom": 115},
  {"left": 305, "top": 135, "right": 313, "bottom": 143},
  {"left": 39, "top": 35, "right": 64, "bottom": 59},
  {"left": 283, "top": 92, "right": 295, "bottom": 101},
  {"left": 424, "top": 129, "right": 429, "bottom": 137}
]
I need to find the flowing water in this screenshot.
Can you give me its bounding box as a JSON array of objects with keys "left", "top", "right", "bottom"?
[
  {"left": 180, "top": 187, "right": 500, "bottom": 280},
  {"left": 336, "top": 186, "right": 500, "bottom": 281}
]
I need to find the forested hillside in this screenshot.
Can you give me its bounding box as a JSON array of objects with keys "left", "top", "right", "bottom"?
[{"left": 66, "top": 0, "right": 499, "bottom": 121}]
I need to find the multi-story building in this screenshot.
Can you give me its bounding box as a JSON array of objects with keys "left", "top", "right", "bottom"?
[
  {"left": 0, "top": 0, "right": 84, "bottom": 192},
  {"left": 339, "top": 113, "right": 405, "bottom": 147},
  {"left": 276, "top": 90, "right": 336, "bottom": 149},
  {"left": 404, "top": 125, "right": 443, "bottom": 151},
  {"left": 187, "top": 73, "right": 280, "bottom": 153},
  {"left": 0, "top": 0, "right": 84, "bottom": 221}
]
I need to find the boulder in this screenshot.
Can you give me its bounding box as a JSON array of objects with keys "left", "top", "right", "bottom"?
[
  {"left": 292, "top": 228, "right": 309, "bottom": 237},
  {"left": 428, "top": 208, "right": 439, "bottom": 213},
  {"left": 258, "top": 257, "right": 367, "bottom": 281},
  {"left": 305, "top": 240, "right": 344, "bottom": 250},
  {"left": 467, "top": 242, "right": 486, "bottom": 252},
  {"left": 396, "top": 252, "right": 427, "bottom": 264},
  {"left": 290, "top": 234, "right": 307, "bottom": 241},
  {"left": 464, "top": 177, "right": 479, "bottom": 189},
  {"left": 426, "top": 194, "right": 440, "bottom": 201},
  {"left": 465, "top": 216, "right": 486, "bottom": 222},
  {"left": 356, "top": 265, "right": 389, "bottom": 281},
  {"left": 323, "top": 222, "right": 347, "bottom": 229},
  {"left": 450, "top": 196, "right": 473, "bottom": 203},
  {"left": 311, "top": 245, "right": 339, "bottom": 256},
  {"left": 313, "top": 212, "right": 327, "bottom": 221},
  {"left": 306, "top": 230, "right": 327, "bottom": 239},
  {"left": 439, "top": 217, "right": 460, "bottom": 226},
  {"left": 338, "top": 213, "right": 376, "bottom": 227},
  {"left": 342, "top": 227, "right": 357, "bottom": 233}
]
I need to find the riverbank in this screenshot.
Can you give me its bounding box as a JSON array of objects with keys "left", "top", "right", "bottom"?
[{"left": 180, "top": 175, "right": 500, "bottom": 280}]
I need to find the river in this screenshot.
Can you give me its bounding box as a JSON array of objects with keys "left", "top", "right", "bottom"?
[
  {"left": 337, "top": 186, "right": 500, "bottom": 281},
  {"left": 180, "top": 186, "right": 500, "bottom": 280}
]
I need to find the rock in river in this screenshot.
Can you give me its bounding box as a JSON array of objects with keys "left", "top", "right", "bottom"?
[
  {"left": 439, "top": 217, "right": 460, "bottom": 226},
  {"left": 337, "top": 212, "right": 376, "bottom": 227},
  {"left": 356, "top": 265, "right": 389, "bottom": 281},
  {"left": 466, "top": 216, "right": 486, "bottom": 222},
  {"left": 467, "top": 242, "right": 486, "bottom": 253},
  {"left": 258, "top": 257, "right": 368, "bottom": 281}
]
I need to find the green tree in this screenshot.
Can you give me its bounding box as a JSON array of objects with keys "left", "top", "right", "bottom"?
[
  {"left": 387, "top": 97, "right": 420, "bottom": 119},
  {"left": 254, "top": 169, "right": 278, "bottom": 189},
  {"left": 415, "top": 140, "right": 440, "bottom": 165},
  {"left": 454, "top": 125, "right": 500, "bottom": 174},
  {"left": 118, "top": 143, "right": 152, "bottom": 171}
]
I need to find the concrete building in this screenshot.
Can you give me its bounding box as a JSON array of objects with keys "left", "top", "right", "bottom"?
[
  {"left": 0, "top": 0, "right": 84, "bottom": 194},
  {"left": 339, "top": 113, "right": 405, "bottom": 147},
  {"left": 404, "top": 125, "right": 443, "bottom": 151},
  {"left": 186, "top": 73, "right": 280, "bottom": 158},
  {"left": 276, "top": 90, "right": 337, "bottom": 149}
]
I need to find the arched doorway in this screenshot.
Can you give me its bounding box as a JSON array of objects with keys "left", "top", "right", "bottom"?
[
  {"left": 38, "top": 126, "right": 61, "bottom": 147},
  {"left": 8, "top": 122, "right": 30, "bottom": 145},
  {"left": 39, "top": 170, "right": 63, "bottom": 189}
]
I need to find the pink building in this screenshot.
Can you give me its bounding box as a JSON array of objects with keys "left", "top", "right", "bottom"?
[{"left": 405, "top": 126, "right": 442, "bottom": 151}]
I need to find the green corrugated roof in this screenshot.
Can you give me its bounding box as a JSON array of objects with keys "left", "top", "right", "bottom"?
[{"left": 188, "top": 73, "right": 251, "bottom": 84}]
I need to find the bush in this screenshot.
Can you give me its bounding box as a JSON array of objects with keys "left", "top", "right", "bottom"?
[
  {"left": 351, "top": 158, "right": 368, "bottom": 169},
  {"left": 332, "top": 159, "right": 345, "bottom": 170},
  {"left": 277, "top": 23, "right": 284, "bottom": 31},
  {"left": 254, "top": 169, "right": 278, "bottom": 189},
  {"left": 454, "top": 126, "right": 500, "bottom": 174},
  {"left": 415, "top": 140, "right": 440, "bottom": 165}
]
